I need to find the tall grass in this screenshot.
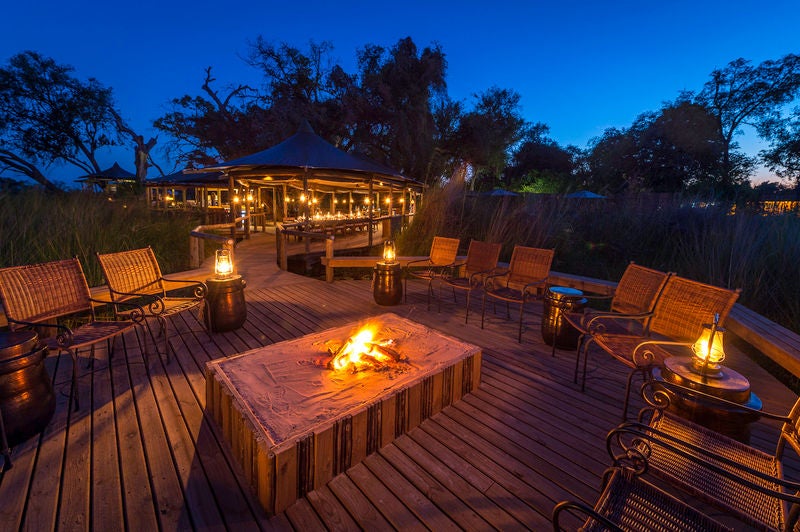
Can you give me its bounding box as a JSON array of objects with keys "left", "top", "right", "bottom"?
[
  {"left": 400, "top": 187, "right": 800, "bottom": 334},
  {"left": 0, "top": 189, "right": 201, "bottom": 286}
]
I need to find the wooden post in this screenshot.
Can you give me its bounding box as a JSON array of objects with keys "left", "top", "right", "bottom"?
[
  {"left": 278, "top": 228, "right": 288, "bottom": 271},
  {"left": 189, "top": 236, "right": 202, "bottom": 269},
  {"left": 325, "top": 237, "right": 334, "bottom": 283},
  {"left": 368, "top": 178, "right": 374, "bottom": 249}
]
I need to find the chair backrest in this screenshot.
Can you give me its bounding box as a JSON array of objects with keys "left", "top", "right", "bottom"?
[
  {"left": 429, "top": 236, "right": 460, "bottom": 266},
  {"left": 463, "top": 240, "right": 502, "bottom": 277},
  {"left": 0, "top": 258, "right": 94, "bottom": 328},
  {"left": 611, "top": 262, "right": 671, "bottom": 315},
  {"left": 97, "top": 246, "right": 166, "bottom": 301},
  {"left": 507, "top": 246, "right": 554, "bottom": 285},
  {"left": 649, "top": 276, "right": 740, "bottom": 342}
]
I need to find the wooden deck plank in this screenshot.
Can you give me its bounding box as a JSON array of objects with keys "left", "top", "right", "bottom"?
[
  {"left": 111, "top": 334, "right": 161, "bottom": 531},
  {"left": 2, "top": 232, "right": 798, "bottom": 531},
  {"left": 58, "top": 349, "right": 97, "bottom": 530},
  {"left": 326, "top": 472, "right": 395, "bottom": 529},
  {"left": 344, "top": 462, "right": 428, "bottom": 532},
  {"left": 378, "top": 443, "right": 494, "bottom": 530},
  {"left": 303, "top": 484, "right": 360, "bottom": 530},
  {"left": 91, "top": 351, "right": 125, "bottom": 531},
  {"left": 362, "top": 452, "right": 462, "bottom": 531}
]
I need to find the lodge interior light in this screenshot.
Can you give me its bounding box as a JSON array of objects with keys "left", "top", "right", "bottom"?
[
  {"left": 215, "top": 249, "right": 233, "bottom": 279},
  {"left": 691, "top": 313, "right": 726, "bottom": 375},
  {"left": 246, "top": 193, "right": 253, "bottom": 202}
]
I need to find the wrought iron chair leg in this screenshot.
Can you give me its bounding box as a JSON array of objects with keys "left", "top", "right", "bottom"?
[
  {"left": 0, "top": 407, "right": 12, "bottom": 471},
  {"left": 517, "top": 299, "right": 525, "bottom": 343},
  {"left": 481, "top": 292, "right": 487, "bottom": 329},
  {"left": 622, "top": 367, "right": 649, "bottom": 421},
  {"left": 580, "top": 336, "right": 598, "bottom": 393},
  {"left": 573, "top": 334, "right": 587, "bottom": 384},
  {"left": 70, "top": 349, "right": 79, "bottom": 411},
  {"left": 465, "top": 290, "right": 471, "bottom": 324}
]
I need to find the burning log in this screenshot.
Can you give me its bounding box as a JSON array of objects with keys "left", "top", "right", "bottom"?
[{"left": 323, "top": 325, "right": 410, "bottom": 372}]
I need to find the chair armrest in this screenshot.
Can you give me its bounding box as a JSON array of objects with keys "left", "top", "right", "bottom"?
[
  {"left": 160, "top": 277, "right": 207, "bottom": 298},
  {"left": 468, "top": 267, "right": 501, "bottom": 286},
  {"left": 639, "top": 379, "right": 792, "bottom": 425},
  {"left": 607, "top": 421, "right": 800, "bottom": 495},
  {"left": 483, "top": 269, "right": 510, "bottom": 289},
  {"left": 630, "top": 339, "right": 691, "bottom": 367},
  {"left": 551, "top": 500, "right": 622, "bottom": 532},
  {"left": 89, "top": 297, "right": 146, "bottom": 324},
  {"left": 404, "top": 258, "right": 432, "bottom": 270},
  {"left": 6, "top": 318, "right": 75, "bottom": 348},
  {"left": 523, "top": 277, "right": 549, "bottom": 296},
  {"left": 585, "top": 310, "right": 654, "bottom": 332}
]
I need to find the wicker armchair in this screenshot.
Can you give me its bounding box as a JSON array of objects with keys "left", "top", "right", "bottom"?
[
  {"left": 606, "top": 380, "right": 800, "bottom": 531},
  {"left": 0, "top": 258, "right": 142, "bottom": 410},
  {"left": 481, "top": 246, "right": 554, "bottom": 343},
  {"left": 583, "top": 275, "right": 740, "bottom": 420},
  {"left": 403, "top": 236, "right": 460, "bottom": 310},
  {"left": 550, "top": 263, "right": 671, "bottom": 386},
  {"left": 438, "top": 240, "right": 502, "bottom": 322},
  {"left": 552, "top": 466, "right": 731, "bottom": 531},
  {"left": 96, "top": 247, "right": 206, "bottom": 362}
]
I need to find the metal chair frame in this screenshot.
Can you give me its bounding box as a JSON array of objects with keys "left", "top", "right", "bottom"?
[
  {"left": 403, "top": 236, "right": 460, "bottom": 310},
  {"left": 438, "top": 240, "right": 502, "bottom": 323}
]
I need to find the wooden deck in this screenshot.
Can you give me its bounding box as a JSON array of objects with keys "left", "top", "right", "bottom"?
[{"left": 1, "top": 231, "right": 797, "bottom": 531}]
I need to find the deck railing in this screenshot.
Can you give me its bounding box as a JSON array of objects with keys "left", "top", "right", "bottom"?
[{"left": 188, "top": 218, "right": 242, "bottom": 269}]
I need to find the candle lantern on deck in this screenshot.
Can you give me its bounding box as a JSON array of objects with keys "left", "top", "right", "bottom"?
[
  {"left": 373, "top": 240, "right": 402, "bottom": 306},
  {"left": 206, "top": 247, "right": 247, "bottom": 332},
  {"left": 215, "top": 249, "right": 233, "bottom": 279},
  {"left": 690, "top": 313, "right": 726, "bottom": 376}
]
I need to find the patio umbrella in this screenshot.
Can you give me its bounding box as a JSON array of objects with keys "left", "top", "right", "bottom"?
[
  {"left": 486, "top": 188, "right": 519, "bottom": 197},
  {"left": 566, "top": 190, "right": 605, "bottom": 199}
]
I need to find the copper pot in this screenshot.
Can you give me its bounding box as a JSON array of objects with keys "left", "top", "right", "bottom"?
[{"left": 0, "top": 331, "right": 55, "bottom": 447}]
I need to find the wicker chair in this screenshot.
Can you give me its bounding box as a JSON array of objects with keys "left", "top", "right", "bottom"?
[
  {"left": 0, "top": 258, "right": 142, "bottom": 410},
  {"left": 481, "top": 246, "right": 554, "bottom": 343},
  {"left": 403, "top": 236, "right": 460, "bottom": 310},
  {"left": 96, "top": 247, "right": 206, "bottom": 362},
  {"left": 549, "top": 263, "right": 671, "bottom": 386},
  {"left": 438, "top": 240, "right": 502, "bottom": 322},
  {"left": 552, "top": 466, "right": 731, "bottom": 531},
  {"left": 606, "top": 380, "right": 800, "bottom": 531},
  {"left": 582, "top": 275, "right": 740, "bottom": 420}
]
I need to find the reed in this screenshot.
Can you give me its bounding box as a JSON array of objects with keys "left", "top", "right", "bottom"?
[
  {"left": 0, "top": 189, "right": 201, "bottom": 286},
  {"left": 401, "top": 190, "right": 800, "bottom": 334}
]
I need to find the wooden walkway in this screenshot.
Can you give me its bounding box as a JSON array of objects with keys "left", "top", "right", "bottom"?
[{"left": 1, "top": 232, "right": 797, "bottom": 531}]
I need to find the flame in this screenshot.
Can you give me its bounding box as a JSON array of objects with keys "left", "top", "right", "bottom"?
[{"left": 329, "top": 324, "right": 397, "bottom": 371}]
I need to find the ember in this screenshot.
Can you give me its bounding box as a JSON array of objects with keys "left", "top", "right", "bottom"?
[{"left": 326, "top": 324, "right": 408, "bottom": 372}]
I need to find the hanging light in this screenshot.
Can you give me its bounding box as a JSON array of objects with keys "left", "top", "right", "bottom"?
[{"left": 691, "top": 313, "right": 726, "bottom": 376}]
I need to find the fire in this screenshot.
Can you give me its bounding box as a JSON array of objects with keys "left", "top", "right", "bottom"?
[{"left": 327, "top": 324, "right": 408, "bottom": 373}]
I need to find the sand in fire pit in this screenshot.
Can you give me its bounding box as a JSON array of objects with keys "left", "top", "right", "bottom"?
[{"left": 208, "top": 313, "right": 480, "bottom": 446}]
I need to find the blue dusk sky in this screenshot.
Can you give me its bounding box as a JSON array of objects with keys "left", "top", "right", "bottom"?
[{"left": 2, "top": 0, "right": 798, "bottom": 184}]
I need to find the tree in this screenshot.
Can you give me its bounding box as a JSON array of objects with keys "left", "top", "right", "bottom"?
[
  {"left": 761, "top": 107, "right": 800, "bottom": 185},
  {"left": 345, "top": 37, "right": 449, "bottom": 184},
  {"left": 635, "top": 100, "right": 727, "bottom": 193},
  {"left": 695, "top": 54, "right": 800, "bottom": 195},
  {"left": 506, "top": 124, "right": 576, "bottom": 192},
  {"left": 154, "top": 67, "right": 262, "bottom": 167},
  {"left": 449, "top": 87, "right": 526, "bottom": 190},
  {"left": 0, "top": 51, "right": 122, "bottom": 190}
]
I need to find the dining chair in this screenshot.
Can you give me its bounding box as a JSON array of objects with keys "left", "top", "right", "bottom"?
[
  {"left": 0, "top": 258, "right": 142, "bottom": 410},
  {"left": 404, "top": 236, "right": 460, "bottom": 310},
  {"left": 481, "top": 245, "right": 554, "bottom": 343},
  {"left": 97, "top": 246, "right": 206, "bottom": 363},
  {"left": 438, "top": 240, "right": 502, "bottom": 323}
]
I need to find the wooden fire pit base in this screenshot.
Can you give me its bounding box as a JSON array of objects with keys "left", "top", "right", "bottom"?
[{"left": 205, "top": 313, "right": 481, "bottom": 516}]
